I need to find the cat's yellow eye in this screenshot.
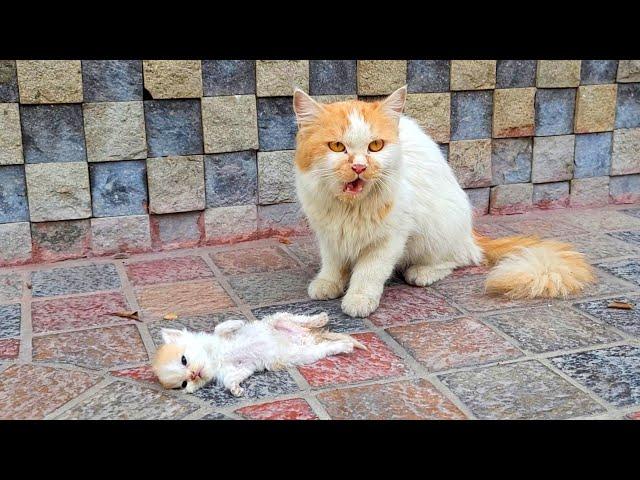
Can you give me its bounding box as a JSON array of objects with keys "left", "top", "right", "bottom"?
[
  {"left": 328, "top": 141, "right": 346, "bottom": 152},
  {"left": 368, "top": 139, "right": 384, "bottom": 152}
]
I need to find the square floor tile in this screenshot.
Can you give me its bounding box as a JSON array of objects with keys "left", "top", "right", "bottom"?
[
  {"left": 607, "top": 231, "right": 640, "bottom": 246},
  {"left": 285, "top": 239, "right": 320, "bottom": 270},
  {"left": 125, "top": 256, "right": 213, "bottom": 286},
  {"left": 595, "top": 259, "right": 640, "bottom": 287},
  {"left": 211, "top": 246, "right": 298, "bottom": 275},
  {"left": 235, "top": 398, "right": 318, "bottom": 420},
  {"left": 227, "top": 270, "right": 311, "bottom": 306},
  {"left": 0, "top": 339, "right": 20, "bottom": 359},
  {"left": 0, "top": 304, "right": 20, "bottom": 339},
  {"left": 561, "top": 209, "right": 640, "bottom": 232},
  {"left": 0, "top": 273, "right": 22, "bottom": 303},
  {"left": 563, "top": 234, "right": 639, "bottom": 261},
  {"left": 31, "top": 263, "right": 121, "bottom": 297},
  {"left": 573, "top": 296, "right": 640, "bottom": 337},
  {"left": 148, "top": 311, "right": 247, "bottom": 347},
  {"left": 110, "top": 365, "right": 158, "bottom": 384},
  {"left": 499, "top": 217, "right": 588, "bottom": 237}
]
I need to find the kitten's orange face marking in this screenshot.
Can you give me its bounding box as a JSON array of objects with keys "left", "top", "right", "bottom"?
[{"left": 152, "top": 343, "right": 186, "bottom": 389}]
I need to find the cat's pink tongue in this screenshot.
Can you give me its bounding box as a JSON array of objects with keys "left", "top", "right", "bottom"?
[{"left": 344, "top": 179, "right": 364, "bottom": 194}]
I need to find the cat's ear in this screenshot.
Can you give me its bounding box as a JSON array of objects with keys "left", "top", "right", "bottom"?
[
  {"left": 381, "top": 85, "right": 407, "bottom": 117},
  {"left": 293, "top": 88, "right": 323, "bottom": 125},
  {"left": 161, "top": 328, "right": 185, "bottom": 345}
]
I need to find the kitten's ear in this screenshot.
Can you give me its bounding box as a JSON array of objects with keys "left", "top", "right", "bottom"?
[
  {"left": 293, "top": 88, "right": 323, "bottom": 125},
  {"left": 381, "top": 85, "right": 407, "bottom": 117},
  {"left": 161, "top": 328, "right": 185, "bottom": 345}
]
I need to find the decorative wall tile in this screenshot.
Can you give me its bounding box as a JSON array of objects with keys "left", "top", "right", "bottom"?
[
  {"left": 91, "top": 215, "right": 151, "bottom": 255},
  {"left": 617, "top": 60, "right": 640, "bottom": 83},
  {"left": 574, "top": 132, "right": 612, "bottom": 178},
  {"left": 143, "top": 99, "right": 203, "bottom": 157},
  {"left": 202, "top": 60, "right": 255, "bottom": 96},
  {"left": 0, "top": 165, "right": 29, "bottom": 223},
  {"left": 610, "top": 174, "right": 640, "bottom": 204},
  {"left": 536, "top": 60, "right": 581, "bottom": 88},
  {"left": 150, "top": 211, "right": 203, "bottom": 249},
  {"left": 0, "top": 222, "right": 31, "bottom": 264},
  {"left": 533, "top": 181, "right": 570, "bottom": 209},
  {"left": 615, "top": 83, "right": 640, "bottom": 129},
  {"left": 450, "top": 60, "right": 496, "bottom": 90},
  {"left": 256, "top": 60, "right": 309, "bottom": 97},
  {"left": 404, "top": 93, "right": 450, "bottom": 143},
  {"left": 451, "top": 91, "right": 492, "bottom": 140},
  {"left": 0, "top": 60, "right": 18, "bottom": 102},
  {"left": 142, "top": 60, "right": 203, "bottom": 99},
  {"left": 532, "top": 135, "right": 574, "bottom": 183},
  {"left": 16, "top": 60, "right": 83, "bottom": 104},
  {"left": 448, "top": 139, "right": 492, "bottom": 188},
  {"left": 204, "top": 151, "right": 257, "bottom": 208},
  {"left": 82, "top": 60, "right": 143, "bottom": 102},
  {"left": 309, "top": 60, "right": 357, "bottom": 95},
  {"left": 0, "top": 103, "right": 23, "bottom": 164},
  {"left": 580, "top": 60, "right": 618, "bottom": 85},
  {"left": 257, "top": 150, "right": 296, "bottom": 204},
  {"left": 257, "top": 97, "right": 297, "bottom": 151},
  {"left": 201, "top": 95, "right": 258, "bottom": 153},
  {"left": 496, "top": 60, "right": 536, "bottom": 88},
  {"left": 31, "top": 219, "right": 91, "bottom": 263},
  {"left": 89, "top": 160, "right": 148, "bottom": 217},
  {"left": 491, "top": 138, "right": 532, "bottom": 185},
  {"left": 407, "top": 60, "right": 450, "bottom": 93},
  {"left": 535, "top": 88, "right": 576, "bottom": 136},
  {"left": 570, "top": 176, "right": 610, "bottom": 208},
  {"left": 147, "top": 156, "right": 205, "bottom": 214},
  {"left": 612, "top": 128, "right": 640, "bottom": 175},
  {"left": 258, "top": 202, "right": 307, "bottom": 235},
  {"left": 465, "top": 187, "right": 490, "bottom": 216},
  {"left": 574, "top": 84, "right": 617, "bottom": 133},
  {"left": 490, "top": 183, "right": 533, "bottom": 214},
  {"left": 357, "top": 60, "right": 407, "bottom": 95},
  {"left": 492, "top": 87, "right": 535, "bottom": 138},
  {"left": 204, "top": 204, "right": 257, "bottom": 243}
]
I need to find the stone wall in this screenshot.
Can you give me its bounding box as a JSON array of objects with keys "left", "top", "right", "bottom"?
[{"left": 0, "top": 60, "right": 639, "bottom": 266}]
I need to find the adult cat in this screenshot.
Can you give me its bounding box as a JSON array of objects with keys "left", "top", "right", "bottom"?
[{"left": 292, "top": 86, "right": 593, "bottom": 318}]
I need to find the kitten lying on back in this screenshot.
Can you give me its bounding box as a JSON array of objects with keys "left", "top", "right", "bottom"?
[{"left": 152, "top": 312, "right": 365, "bottom": 395}]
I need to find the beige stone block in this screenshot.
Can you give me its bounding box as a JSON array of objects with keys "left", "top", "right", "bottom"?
[
  {"left": 142, "top": 60, "right": 203, "bottom": 99},
  {"left": 574, "top": 84, "right": 617, "bottom": 133},
  {"left": 202, "top": 95, "right": 258, "bottom": 153},
  {"left": 492, "top": 88, "right": 535, "bottom": 138},
  {"left": 357, "top": 61, "right": 407, "bottom": 95},
  {"left": 405, "top": 93, "right": 451, "bottom": 143},
  {"left": 536, "top": 60, "right": 581, "bottom": 88},
  {"left": 16, "top": 60, "right": 83, "bottom": 104},
  {"left": 450, "top": 60, "right": 496, "bottom": 90},
  {"left": 256, "top": 60, "right": 309, "bottom": 97}
]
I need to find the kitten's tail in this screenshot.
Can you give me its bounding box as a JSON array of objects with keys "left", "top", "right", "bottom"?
[{"left": 473, "top": 231, "right": 595, "bottom": 299}]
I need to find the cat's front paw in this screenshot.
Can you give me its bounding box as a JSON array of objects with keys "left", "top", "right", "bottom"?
[
  {"left": 229, "top": 385, "right": 245, "bottom": 397},
  {"left": 341, "top": 292, "right": 380, "bottom": 318},
  {"left": 308, "top": 277, "right": 344, "bottom": 300}
]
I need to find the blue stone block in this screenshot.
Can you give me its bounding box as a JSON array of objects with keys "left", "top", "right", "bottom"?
[
  {"left": 0, "top": 165, "right": 29, "bottom": 223},
  {"left": 82, "top": 60, "right": 143, "bottom": 102},
  {"left": 309, "top": 60, "right": 357, "bottom": 95},
  {"left": 574, "top": 132, "right": 612, "bottom": 178},
  {"left": 20, "top": 104, "right": 86, "bottom": 163},
  {"left": 496, "top": 60, "right": 536, "bottom": 88},
  {"left": 451, "top": 91, "right": 492, "bottom": 141},
  {"left": 407, "top": 60, "right": 450, "bottom": 93},
  {"left": 580, "top": 60, "right": 618, "bottom": 85},
  {"left": 615, "top": 83, "right": 640, "bottom": 129},
  {"left": 89, "top": 160, "right": 148, "bottom": 217},
  {"left": 257, "top": 97, "right": 297, "bottom": 151},
  {"left": 204, "top": 151, "right": 257, "bottom": 207},
  {"left": 491, "top": 138, "right": 532, "bottom": 184},
  {"left": 144, "top": 99, "right": 203, "bottom": 157},
  {"left": 202, "top": 60, "right": 255, "bottom": 96},
  {"left": 535, "top": 88, "right": 575, "bottom": 136},
  {"left": 0, "top": 60, "right": 18, "bottom": 102},
  {"left": 610, "top": 174, "right": 640, "bottom": 200},
  {"left": 0, "top": 304, "right": 21, "bottom": 339}
]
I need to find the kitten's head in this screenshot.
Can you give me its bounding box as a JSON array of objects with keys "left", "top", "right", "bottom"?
[
  {"left": 292, "top": 86, "right": 407, "bottom": 202},
  {"left": 152, "top": 328, "right": 215, "bottom": 393}
]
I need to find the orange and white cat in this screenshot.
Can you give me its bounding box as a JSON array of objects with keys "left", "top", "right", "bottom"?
[{"left": 292, "top": 86, "right": 594, "bottom": 318}]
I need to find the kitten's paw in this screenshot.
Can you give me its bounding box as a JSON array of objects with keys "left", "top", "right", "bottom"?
[
  {"left": 308, "top": 278, "right": 344, "bottom": 300},
  {"left": 341, "top": 292, "right": 379, "bottom": 318},
  {"left": 404, "top": 265, "right": 452, "bottom": 287},
  {"left": 185, "top": 383, "right": 200, "bottom": 394},
  {"left": 230, "top": 385, "right": 245, "bottom": 397}
]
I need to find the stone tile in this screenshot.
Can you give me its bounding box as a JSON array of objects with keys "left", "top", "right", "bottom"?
[
  {"left": 91, "top": 215, "right": 151, "bottom": 255},
  {"left": 298, "top": 332, "right": 408, "bottom": 388},
  {"left": 31, "top": 291, "right": 130, "bottom": 334},
  {"left": 194, "top": 369, "right": 299, "bottom": 408},
  {"left": 440, "top": 360, "right": 604, "bottom": 419},
  {"left": 20, "top": 104, "right": 85, "bottom": 164},
  {"left": 574, "top": 84, "right": 617, "bottom": 133},
  {"left": 465, "top": 187, "right": 490, "bottom": 216},
  {"left": 573, "top": 295, "right": 640, "bottom": 337},
  {"left": 389, "top": 317, "right": 521, "bottom": 372},
  {"left": 595, "top": 259, "right": 640, "bottom": 287},
  {"left": 615, "top": 83, "right": 640, "bottom": 129},
  {"left": 562, "top": 208, "right": 640, "bottom": 231},
  {"left": 0, "top": 273, "right": 22, "bottom": 303},
  {"left": 551, "top": 345, "right": 640, "bottom": 407},
  {"left": 135, "top": 280, "right": 235, "bottom": 318},
  {"left": 144, "top": 99, "right": 203, "bottom": 157},
  {"left": 202, "top": 60, "right": 255, "bottom": 96},
  {"left": 535, "top": 88, "right": 576, "bottom": 136},
  {"left": 0, "top": 103, "right": 23, "bottom": 164},
  {"left": 204, "top": 205, "right": 257, "bottom": 244},
  {"left": 89, "top": 160, "right": 148, "bottom": 217},
  {"left": 566, "top": 233, "right": 638, "bottom": 261},
  {"left": 404, "top": 93, "right": 450, "bottom": 143},
  {"left": 83, "top": 101, "right": 147, "bottom": 162},
  {"left": 610, "top": 175, "right": 640, "bottom": 204},
  {"left": 574, "top": 268, "right": 640, "bottom": 300},
  {"left": 147, "top": 156, "right": 205, "bottom": 214},
  {"left": 621, "top": 208, "right": 640, "bottom": 219},
  {"left": 257, "top": 150, "right": 296, "bottom": 204},
  {"left": 204, "top": 151, "right": 257, "bottom": 208},
  {"left": 82, "top": 60, "right": 142, "bottom": 102},
  {"left": 471, "top": 221, "right": 516, "bottom": 238},
  {"left": 407, "top": 60, "right": 450, "bottom": 93},
  {"left": 580, "top": 60, "right": 618, "bottom": 85},
  {"left": 142, "top": 60, "right": 203, "bottom": 99},
  {"left": 492, "top": 87, "right": 535, "bottom": 138},
  {"left": 0, "top": 338, "right": 19, "bottom": 359},
  {"left": 227, "top": 269, "right": 311, "bottom": 306},
  {"left": 357, "top": 60, "right": 407, "bottom": 95},
  {"left": 570, "top": 176, "right": 610, "bottom": 208},
  {"left": 318, "top": 378, "right": 466, "bottom": 420},
  {"left": 0, "top": 60, "right": 18, "bottom": 102},
  {"left": 450, "top": 60, "right": 496, "bottom": 90},
  {"left": 500, "top": 215, "right": 587, "bottom": 236},
  {"left": 489, "top": 183, "right": 533, "bottom": 215},
  {"left": 25, "top": 162, "right": 91, "bottom": 222},
  {"left": 31, "top": 219, "right": 91, "bottom": 263},
  {"left": 0, "top": 304, "right": 20, "bottom": 339},
  {"left": 532, "top": 135, "right": 574, "bottom": 183},
  {"left": 612, "top": 128, "right": 640, "bottom": 175},
  {"left": 536, "top": 60, "right": 581, "bottom": 88},
  {"left": 286, "top": 238, "right": 320, "bottom": 270},
  {"left": 110, "top": 365, "right": 158, "bottom": 384},
  {"left": 0, "top": 222, "right": 32, "bottom": 265},
  {"left": 258, "top": 202, "right": 308, "bottom": 236},
  {"left": 148, "top": 311, "right": 247, "bottom": 347},
  {"left": 496, "top": 60, "right": 537, "bottom": 88},
  {"left": 448, "top": 139, "right": 492, "bottom": 188},
  {"left": 256, "top": 60, "right": 309, "bottom": 97},
  {"left": 16, "top": 60, "right": 83, "bottom": 104},
  {"left": 491, "top": 138, "right": 532, "bottom": 185},
  {"left": 126, "top": 256, "right": 213, "bottom": 286},
  {"left": 211, "top": 245, "right": 297, "bottom": 275},
  {"left": 199, "top": 412, "right": 232, "bottom": 420},
  {"left": 257, "top": 97, "right": 297, "bottom": 151},
  {"left": 309, "top": 60, "right": 356, "bottom": 95},
  {"left": 58, "top": 380, "right": 198, "bottom": 419},
  {"left": 150, "top": 211, "right": 203, "bottom": 249},
  {"left": 0, "top": 165, "right": 29, "bottom": 223},
  {"left": 33, "top": 324, "right": 148, "bottom": 369},
  {"left": 235, "top": 398, "right": 318, "bottom": 420},
  {"left": 202, "top": 95, "right": 258, "bottom": 154},
  {"left": 0, "top": 364, "right": 98, "bottom": 419},
  {"left": 450, "top": 91, "right": 492, "bottom": 141},
  {"left": 574, "top": 132, "right": 612, "bottom": 178},
  {"left": 626, "top": 411, "right": 640, "bottom": 420},
  {"left": 617, "top": 61, "right": 640, "bottom": 83},
  {"left": 31, "top": 263, "right": 121, "bottom": 297}
]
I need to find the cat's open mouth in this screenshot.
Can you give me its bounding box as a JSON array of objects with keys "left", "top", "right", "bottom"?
[{"left": 343, "top": 178, "right": 365, "bottom": 195}]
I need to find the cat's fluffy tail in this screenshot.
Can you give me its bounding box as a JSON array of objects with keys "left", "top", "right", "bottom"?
[{"left": 473, "top": 231, "right": 595, "bottom": 299}]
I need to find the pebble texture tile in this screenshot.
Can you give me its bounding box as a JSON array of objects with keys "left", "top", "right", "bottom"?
[
  {"left": 126, "top": 256, "right": 213, "bottom": 286},
  {"left": 204, "top": 151, "right": 257, "bottom": 207},
  {"left": 407, "top": 60, "right": 450, "bottom": 93},
  {"left": 573, "top": 296, "right": 640, "bottom": 336},
  {"left": 202, "top": 60, "right": 255, "bottom": 96},
  {"left": 574, "top": 132, "right": 612, "bottom": 178},
  {"left": 357, "top": 60, "right": 407, "bottom": 95},
  {"left": 258, "top": 150, "right": 296, "bottom": 204},
  {"left": 535, "top": 88, "right": 575, "bottom": 136},
  {"left": 451, "top": 91, "right": 493, "bottom": 140},
  {"left": 31, "top": 263, "right": 121, "bottom": 297},
  {"left": 615, "top": 83, "right": 640, "bottom": 129},
  {"left": 0, "top": 304, "right": 21, "bottom": 339},
  {"left": 0, "top": 165, "right": 29, "bottom": 223},
  {"left": 491, "top": 138, "right": 532, "bottom": 185},
  {"left": 0, "top": 60, "right": 18, "bottom": 102},
  {"left": 450, "top": 60, "right": 496, "bottom": 90},
  {"left": 89, "top": 160, "right": 148, "bottom": 217},
  {"left": 82, "top": 60, "right": 143, "bottom": 102},
  {"left": 227, "top": 269, "right": 311, "bottom": 305},
  {"left": 496, "top": 60, "right": 537, "bottom": 88},
  {"left": 257, "top": 97, "right": 297, "bottom": 151},
  {"left": 580, "top": 60, "right": 618, "bottom": 85},
  {"left": 256, "top": 60, "right": 309, "bottom": 97},
  {"left": 211, "top": 245, "right": 298, "bottom": 275},
  {"left": 142, "top": 60, "right": 203, "bottom": 99},
  {"left": 0, "top": 103, "right": 23, "bottom": 164},
  {"left": 16, "top": 60, "right": 83, "bottom": 104},
  {"left": 202, "top": 95, "right": 258, "bottom": 153},
  {"left": 147, "top": 156, "right": 205, "bottom": 214},
  {"left": 31, "top": 219, "right": 91, "bottom": 263},
  {"left": 309, "top": 61, "right": 357, "bottom": 95},
  {"left": 0, "top": 273, "right": 22, "bottom": 303},
  {"left": 144, "top": 99, "right": 203, "bottom": 157},
  {"left": 235, "top": 398, "right": 318, "bottom": 420}
]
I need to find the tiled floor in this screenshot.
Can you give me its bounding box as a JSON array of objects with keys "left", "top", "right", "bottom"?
[{"left": 1, "top": 204, "right": 640, "bottom": 420}]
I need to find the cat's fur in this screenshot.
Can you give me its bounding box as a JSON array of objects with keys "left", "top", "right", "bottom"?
[
  {"left": 292, "top": 86, "right": 594, "bottom": 318},
  {"left": 152, "top": 312, "right": 365, "bottom": 395}
]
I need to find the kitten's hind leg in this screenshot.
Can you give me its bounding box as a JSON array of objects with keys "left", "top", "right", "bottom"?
[{"left": 404, "top": 262, "right": 457, "bottom": 287}]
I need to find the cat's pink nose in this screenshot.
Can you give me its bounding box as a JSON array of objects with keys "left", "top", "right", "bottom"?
[{"left": 351, "top": 164, "right": 367, "bottom": 174}]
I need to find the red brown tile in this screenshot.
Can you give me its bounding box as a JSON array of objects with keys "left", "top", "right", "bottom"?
[
  {"left": 235, "top": 398, "right": 318, "bottom": 420},
  {"left": 0, "top": 339, "right": 19, "bottom": 359},
  {"left": 111, "top": 365, "right": 159, "bottom": 384},
  {"left": 211, "top": 246, "right": 299, "bottom": 275},
  {"left": 125, "top": 256, "right": 214, "bottom": 286}
]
